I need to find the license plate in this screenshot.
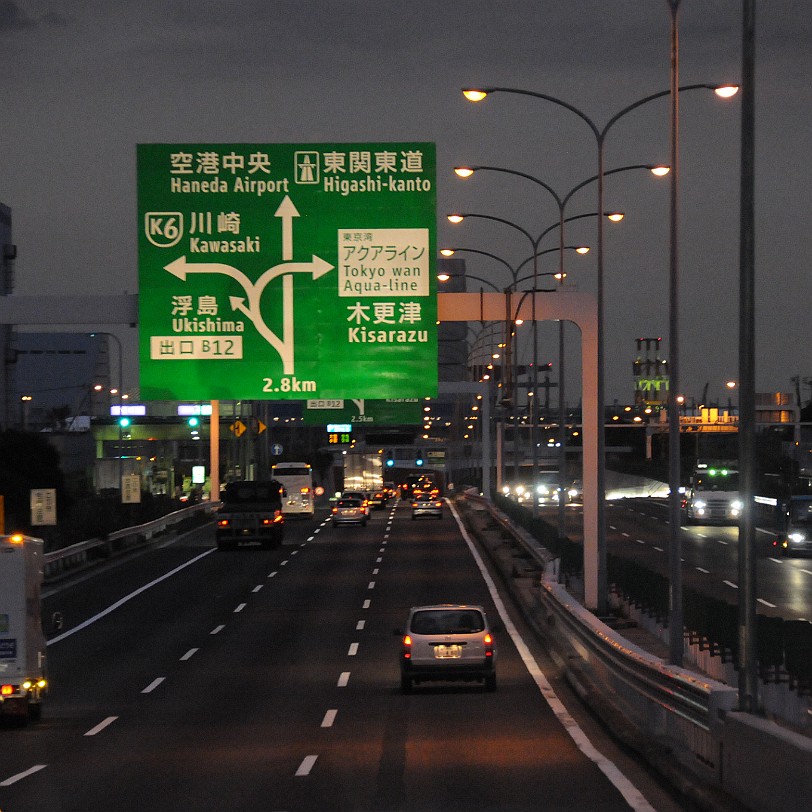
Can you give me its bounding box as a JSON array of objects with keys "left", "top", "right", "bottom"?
[{"left": 434, "top": 644, "right": 462, "bottom": 659}]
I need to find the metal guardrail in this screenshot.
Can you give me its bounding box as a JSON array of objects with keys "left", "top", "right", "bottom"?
[
  {"left": 43, "top": 501, "right": 219, "bottom": 581},
  {"left": 462, "top": 490, "right": 736, "bottom": 732},
  {"left": 461, "top": 491, "right": 812, "bottom": 811}
]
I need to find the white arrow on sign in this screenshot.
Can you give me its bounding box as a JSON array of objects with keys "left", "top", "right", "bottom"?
[{"left": 274, "top": 195, "right": 300, "bottom": 261}]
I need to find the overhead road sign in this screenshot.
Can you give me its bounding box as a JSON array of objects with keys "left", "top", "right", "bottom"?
[
  {"left": 137, "top": 143, "right": 437, "bottom": 401},
  {"left": 303, "top": 398, "right": 423, "bottom": 426}
]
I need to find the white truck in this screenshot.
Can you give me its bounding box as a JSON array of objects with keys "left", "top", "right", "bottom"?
[
  {"left": 682, "top": 463, "right": 742, "bottom": 525},
  {"left": 0, "top": 534, "right": 48, "bottom": 722}
]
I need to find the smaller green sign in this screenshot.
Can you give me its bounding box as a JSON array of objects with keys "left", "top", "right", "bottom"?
[{"left": 304, "top": 398, "right": 423, "bottom": 426}]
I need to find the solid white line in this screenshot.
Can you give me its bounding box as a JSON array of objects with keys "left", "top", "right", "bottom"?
[
  {"left": 356, "top": 620, "right": 366, "bottom": 630},
  {"left": 321, "top": 709, "right": 338, "bottom": 728},
  {"left": 448, "top": 501, "right": 657, "bottom": 812},
  {"left": 84, "top": 716, "right": 118, "bottom": 736},
  {"left": 348, "top": 642, "right": 359, "bottom": 656},
  {"left": 723, "top": 580, "right": 739, "bottom": 589},
  {"left": 0, "top": 764, "right": 48, "bottom": 786},
  {"left": 362, "top": 599, "right": 371, "bottom": 609},
  {"left": 47, "top": 548, "right": 216, "bottom": 645},
  {"left": 295, "top": 755, "right": 318, "bottom": 776},
  {"left": 252, "top": 584, "right": 264, "bottom": 593},
  {"left": 180, "top": 648, "right": 199, "bottom": 661},
  {"left": 337, "top": 671, "right": 350, "bottom": 687},
  {"left": 234, "top": 603, "right": 247, "bottom": 613},
  {"left": 142, "top": 677, "right": 165, "bottom": 694},
  {"left": 210, "top": 624, "right": 225, "bottom": 635},
  {"left": 758, "top": 598, "right": 777, "bottom": 608}
]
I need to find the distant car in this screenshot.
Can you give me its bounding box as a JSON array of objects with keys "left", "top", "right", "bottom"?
[
  {"left": 397, "top": 604, "right": 497, "bottom": 692},
  {"left": 368, "top": 488, "right": 388, "bottom": 510},
  {"left": 331, "top": 498, "right": 369, "bottom": 527},
  {"left": 411, "top": 493, "right": 443, "bottom": 520},
  {"left": 383, "top": 482, "right": 396, "bottom": 500},
  {"left": 341, "top": 491, "right": 369, "bottom": 506},
  {"left": 567, "top": 480, "right": 583, "bottom": 502}
]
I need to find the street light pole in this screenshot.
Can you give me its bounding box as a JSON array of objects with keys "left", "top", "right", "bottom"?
[{"left": 463, "top": 80, "right": 738, "bottom": 612}]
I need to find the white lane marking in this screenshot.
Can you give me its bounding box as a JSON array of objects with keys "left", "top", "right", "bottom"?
[
  {"left": 142, "top": 677, "right": 165, "bottom": 694},
  {"left": 234, "top": 603, "right": 247, "bottom": 613},
  {"left": 356, "top": 620, "right": 366, "bottom": 630},
  {"left": 621, "top": 532, "right": 630, "bottom": 538},
  {"left": 321, "top": 709, "right": 338, "bottom": 728},
  {"left": 372, "top": 568, "right": 379, "bottom": 575},
  {"left": 84, "top": 716, "right": 118, "bottom": 737},
  {"left": 801, "top": 569, "right": 812, "bottom": 576},
  {"left": 723, "top": 580, "right": 739, "bottom": 589},
  {"left": 180, "top": 648, "right": 199, "bottom": 661},
  {"left": 362, "top": 599, "right": 371, "bottom": 609},
  {"left": 0, "top": 765, "right": 48, "bottom": 786},
  {"left": 47, "top": 548, "right": 216, "bottom": 645},
  {"left": 695, "top": 567, "right": 710, "bottom": 574},
  {"left": 252, "top": 584, "right": 264, "bottom": 593},
  {"left": 448, "top": 501, "right": 657, "bottom": 812},
  {"left": 376, "top": 556, "right": 382, "bottom": 563},
  {"left": 768, "top": 558, "right": 784, "bottom": 564},
  {"left": 337, "top": 672, "right": 350, "bottom": 687},
  {"left": 307, "top": 536, "right": 315, "bottom": 541},
  {"left": 296, "top": 755, "right": 318, "bottom": 776},
  {"left": 348, "top": 642, "right": 359, "bottom": 656},
  {"left": 758, "top": 598, "right": 777, "bottom": 608},
  {"left": 717, "top": 540, "right": 729, "bottom": 545},
  {"left": 281, "top": 560, "right": 289, "bottom": 566},
  {"left": 636, "top": 539, "right": 646, "bottom": 545},
  {"left": 379, "top": 547, "right": 385, "bottom": 553},
  {"left": 268, "top": 571, "right": 278, "bottom": 578},
  {"left": 609, "top": 525, "right": 617, "bottom": 531},
  {"left": 653, "top": 546, "right": 664, "bottom": 552},
  {"left": 210, "top": 624, "right": 225, "bottom": 635},
  {"left": 368, "top": 581, "right": 376, "bottom": 590},
  {"left": 291, "top": 550, "right": 299, "bottom": 555},
  {"left": 697, "top": 533, "right": 707, "bottom": 539}
]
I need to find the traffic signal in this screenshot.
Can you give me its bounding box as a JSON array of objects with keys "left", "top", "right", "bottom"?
[
  {"left": 187, "top": 416, "right": 200, "bottom": 428},
  {"left": 385, "top": 450, "right": 395, "bottom": 468},
  {"left": 415, "top": 450, "right": 424, "bottom": 467},
  {"left": 118, "top": 416, "right": 131, "bottom": 428}
]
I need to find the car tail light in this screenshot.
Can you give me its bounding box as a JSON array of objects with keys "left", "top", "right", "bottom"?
[
  {"left": 300, "top": 487, "right": 310, "bottom": 494},
  {"left": 402, "top": 635, "right": 412, "bottom": 659},
  {"left": 217, "top": 519, "right": 229, "bottom": 527},
  {"left": 484, "top": 633, "right": 494, "bottom": 657},
  {"left": 274, "top": 509, "right": 284, "bottom": 523},
  {"left": 332, "top": 507, "right": 338, "bottom": 514},
  {"left": 262, "top": 518, "right": 271, "bottom": 526},
  {"left": 1, "top": 684, "right": 14, "bottom": 696}
]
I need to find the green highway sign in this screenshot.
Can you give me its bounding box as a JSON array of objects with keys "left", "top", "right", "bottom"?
[
  {"left": 137, "top": 143, "right": 437, "bottom": 400},
  {"left": 303, "top": 398, "right": 423, "bottom": 426}
]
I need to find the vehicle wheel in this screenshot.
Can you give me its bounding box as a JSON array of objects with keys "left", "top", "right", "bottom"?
[
  {"left": 484, "top": 673, "right": 496, "bottom": 692},
  {"left": 401, "top": 674, "right": 412, "bottom": 694}
]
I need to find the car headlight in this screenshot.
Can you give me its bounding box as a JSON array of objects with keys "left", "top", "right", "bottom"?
[
  {"left": 537, "top": 486, "right": 549, "bottom": 495},
  {"left": 789, "top": 533, "right": 806, "bottom": 543},
  {"left": 693, "top": 500, "right": 706, "bottom": 510},
  {"left": 731, "top": 500, "right": 743, "bottom": 511}
]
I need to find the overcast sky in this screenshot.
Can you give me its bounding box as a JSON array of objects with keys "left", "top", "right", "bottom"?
[{"left": 1, "top": 1, "right": 809, "bottom": 406}]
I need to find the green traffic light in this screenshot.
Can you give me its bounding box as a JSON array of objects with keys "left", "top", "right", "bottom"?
[
  {"left": 188, "top": 416, "right": 200, "bottom": 427},
  {"left": 118, "top": 417, "right": 131, "bottom": 428}
]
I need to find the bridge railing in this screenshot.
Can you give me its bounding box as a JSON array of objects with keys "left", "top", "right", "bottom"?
[{"left": 43, "top": 501, "right": 219, "bottom": 582}]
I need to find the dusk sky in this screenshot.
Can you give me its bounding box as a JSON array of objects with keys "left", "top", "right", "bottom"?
[{"left": 1, "top": 1, "right": 809, "bottom": 406}]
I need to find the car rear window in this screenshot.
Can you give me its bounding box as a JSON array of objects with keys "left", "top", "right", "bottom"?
[
  {"left": 410, "top": 610, "right": 485, "bottom": 635},
  {"left": 337, "top": 499, "right": 361, "bottom": 507}
]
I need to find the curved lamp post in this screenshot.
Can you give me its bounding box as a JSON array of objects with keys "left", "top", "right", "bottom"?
[
  {"left": 454, "top": 163, "right": 667, "bottom": 525},
  {"left": 463, "top": 81, "right": 738, "bottom": 614}
]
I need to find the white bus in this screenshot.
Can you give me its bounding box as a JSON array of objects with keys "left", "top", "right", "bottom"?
[{"left": 271, "top": 462, "right": 315, "bottom": 517}]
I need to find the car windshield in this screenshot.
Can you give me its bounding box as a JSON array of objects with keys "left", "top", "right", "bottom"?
[
  {"left": 411, "top": 609, "right": 484, "bottom": 635},
  {"left": 789, "top": 500, "right": 812, "bottom": 525}
]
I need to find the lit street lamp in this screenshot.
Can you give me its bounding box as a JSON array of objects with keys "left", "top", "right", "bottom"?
[{"left": 463, "top": 79, "right": 738, "bottom": 614}]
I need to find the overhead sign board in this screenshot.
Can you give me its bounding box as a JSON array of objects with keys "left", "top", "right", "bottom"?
[
  {"left": 137, "top": 143, "right": 437, "bottom": 400},
  {"left": 303, "top": 398, "right": 423, "bottom": 425}
]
